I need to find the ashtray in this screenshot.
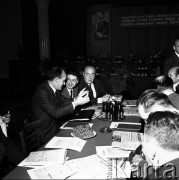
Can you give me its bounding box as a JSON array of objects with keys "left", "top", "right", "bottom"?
[{"left": 100, "top": 127, "right": 112, "bottom": 133}]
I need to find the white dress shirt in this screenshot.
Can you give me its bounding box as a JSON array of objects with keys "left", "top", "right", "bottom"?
[{"left": 89, "top": 83, "right": 103, "bottom": 103}]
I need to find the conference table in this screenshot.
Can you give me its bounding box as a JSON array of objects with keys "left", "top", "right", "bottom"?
[{"left": 3, "top": 104, "right": 142, "bottom": 179}]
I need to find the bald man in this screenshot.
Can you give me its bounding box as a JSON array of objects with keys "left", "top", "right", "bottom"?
[
  {"left": 168, "top": 66, "right": 179, "bottom": 93},
  {"left": 78, "top": 65, "right": 110, "bottom": 106},
  {"left": 163, "top": 37, "right": 179, "bottom": 74}
]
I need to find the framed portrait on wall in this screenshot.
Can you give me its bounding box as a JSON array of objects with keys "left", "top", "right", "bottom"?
[
  {"left": 92, "top": 10, "right": 110, "bottom": 40},
  {"left": 89, "top": 4, "right": 111, "bottom": 57}
]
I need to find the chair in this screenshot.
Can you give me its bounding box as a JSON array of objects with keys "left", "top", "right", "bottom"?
[
  {"left": 19, "top": 120, "right": 41, "bottom": 157},
  {"left": 7, "top": 100, "right": 31, "bottom": 150}
]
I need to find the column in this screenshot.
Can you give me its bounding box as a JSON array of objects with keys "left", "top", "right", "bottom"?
[{"left": 36, "top": 0, "right": 50, "bottom": 60}]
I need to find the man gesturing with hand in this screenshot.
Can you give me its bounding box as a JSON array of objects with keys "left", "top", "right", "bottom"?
[{"left": 31, "top": 67, "right": 90, "bottom": 145}]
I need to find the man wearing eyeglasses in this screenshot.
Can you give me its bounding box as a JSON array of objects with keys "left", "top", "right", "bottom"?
[
  {"left": 61, "top": 69, "right": 79, "bottom": 99},
  {"left": 78, "top": 65, "right": 110, "bottom": 106}
]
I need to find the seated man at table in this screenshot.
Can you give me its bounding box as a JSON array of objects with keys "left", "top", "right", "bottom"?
[
  {"left": 141, "top": 111, "right": 179, "bottom": 179},
  {"left": 136, "top": 89, "right": 179, "bottom": 121},
  {"left": 168, "top": 66, "right": 179, "bottom": 93},
  {"left": 154, "top": 75, "right": 179, "bottom": 109},
  {"left": 78, "top": 65, "right": 110, "bottom": 106},
  {"left": 31, "top": 66, "right": 90, "bottom": 145},
  {"left": 61, "top": 69, "right": 79, "bottom": 99}
]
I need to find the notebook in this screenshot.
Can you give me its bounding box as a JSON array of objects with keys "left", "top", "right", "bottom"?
[{"left": 69, "top": 110, "right": 95, "bottom": 121}]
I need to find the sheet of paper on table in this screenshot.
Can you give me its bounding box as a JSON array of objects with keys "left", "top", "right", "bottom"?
[
  {"left": 96, "top": 146, "right": 131, "bottom": 159},
  {"left": 110, "top": 122, "right": 141, "bottom": 128},
  {"left": 27, "top": 154, "right": 131, "bottom": 179},
  {"left": 18, "top": 149, "right": 67, "bottom": 167},
  {"left": 112, "top": 131, "right": 143, "bottom": 150},
  {"left": 27, "top": 162, "right": 76, "bottom": 179},
  {"left": 67, "top": 154, "right": 131, "bottom": 179},
  {"left": 66, "top": 154, "right": 110, "bottom": 179},
  {"left": 26, "top": 154, "right": 106, "bottom": 179},
  {"left": 45, "top": 136, "right": 86, "bottom": 152},
  {"left": 110, "top": 121, "right": 141, "bottom": 131},
  {"left": 123, "top": 106, "right": 139, "bottom": 116}
]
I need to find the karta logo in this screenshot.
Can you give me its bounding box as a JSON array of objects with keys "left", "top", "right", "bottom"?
[{"left": 133, "top": 162, "right": 178, "bottom": 179}]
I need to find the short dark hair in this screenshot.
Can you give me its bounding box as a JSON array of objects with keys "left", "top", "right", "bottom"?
[
  {"left": 67, "top": 69, "right": 80, "bottom": 79},
  {"left": 47, "top": 66, "right": 65, "bottom": 80},
  {"left": 145, "top": 111, "right": 179, "bottom": 151},
  {"left": 136, "top": 89, "right": 171, "bottom": 111},
  {"left": 154, "top": 75, "right": 173, "bottom": 91}
]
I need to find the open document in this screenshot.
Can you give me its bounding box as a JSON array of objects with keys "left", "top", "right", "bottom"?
[
  {"left": 18, "top": 149, "right": 67, "bottom": 167},
  {"left": 67, "top": 154, "right": 131, "bottom": 179},
  {"left": 96, "top": 146, "right": 131, "bottom": 159},
  {"left": 27, "top": 162, "right": 76, "bottom": 179},
  {"left": 112, "top": 131, "right": 143, "bottom": 150},
  {"left": 26, "top": 154, "right": 131, "bottom": 179},
  {"left": 45, "top": 136, "right": 86, "bottom": 152}
]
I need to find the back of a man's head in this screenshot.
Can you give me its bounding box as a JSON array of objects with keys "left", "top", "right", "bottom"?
[
  {"left": 145, "top": 111, "right": 179, "bottom": 151},
  {"left": 154, "top": 75, "right": 173, "bottom": 91},
  {"left": 168, "top": 66, "right": 179, "bottom": 84},
  {"left": 137, "top": 89, "right": 174, "bottom": 120},
  {"left": 47, "top": 67, "right": 64, "bottom": 81}
]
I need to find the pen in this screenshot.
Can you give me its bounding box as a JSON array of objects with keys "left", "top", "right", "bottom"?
[
  {"left": 97, "top": 155, "right": 108, "bottom": 166},
  {"left": 48, "top": 173, "right": 52, "bottom": 179},
  {"left": 120, "top": 158, "right": 127, "bottom": 168}
]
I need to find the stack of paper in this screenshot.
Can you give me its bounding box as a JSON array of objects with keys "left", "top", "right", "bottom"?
[
  {"left": 19, "top": 149, "right": 67, "bottom": 167},
  {"left": 45, "top": 136, "right": 86, "bottom": 152}
]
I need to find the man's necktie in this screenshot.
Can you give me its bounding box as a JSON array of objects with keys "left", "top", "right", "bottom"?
[
  {"left": 70, "top": 89, "right": 73, "bottom": 99},
  {"left": 88, "top": 84, "right": 93, "bottom": 98},
  {"left": 55, "top": 91, "right": 58, "bottom": 107}
]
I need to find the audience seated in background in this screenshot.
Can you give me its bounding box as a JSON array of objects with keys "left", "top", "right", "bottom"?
[
  {"left": 31, "top": 66, "right": 90, "bottom": 145},
  {"left": 78, "top": 65, "right": 110, "bottom": 106},
  {"left": 168, "top": 66, "right": 179, "bottom": 94},
  {"left": 61, "top": 69, "right": 79, "bottom": 99},
  {"left": 136, "top": 89, "right": 179, "bottom": 120},
  {"left": 154, "top": 75, "right": 179, "bottom": 109}
]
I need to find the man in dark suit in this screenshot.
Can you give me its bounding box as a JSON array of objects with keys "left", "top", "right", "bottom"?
[
  {"left": 168, "top": 66, "right": 179, "bottom": 94},
  {"left": 78, "top": 65, "right": 110, "bottom": 105},
  {"left": 31, "top": 67, "right": 89, "bottom": 145},
  {"left": 61, "top": 69, "right": 79, "bottom": 99},
  {"left": 163, "top": 37, "right": 179, "bottom": 74}
]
